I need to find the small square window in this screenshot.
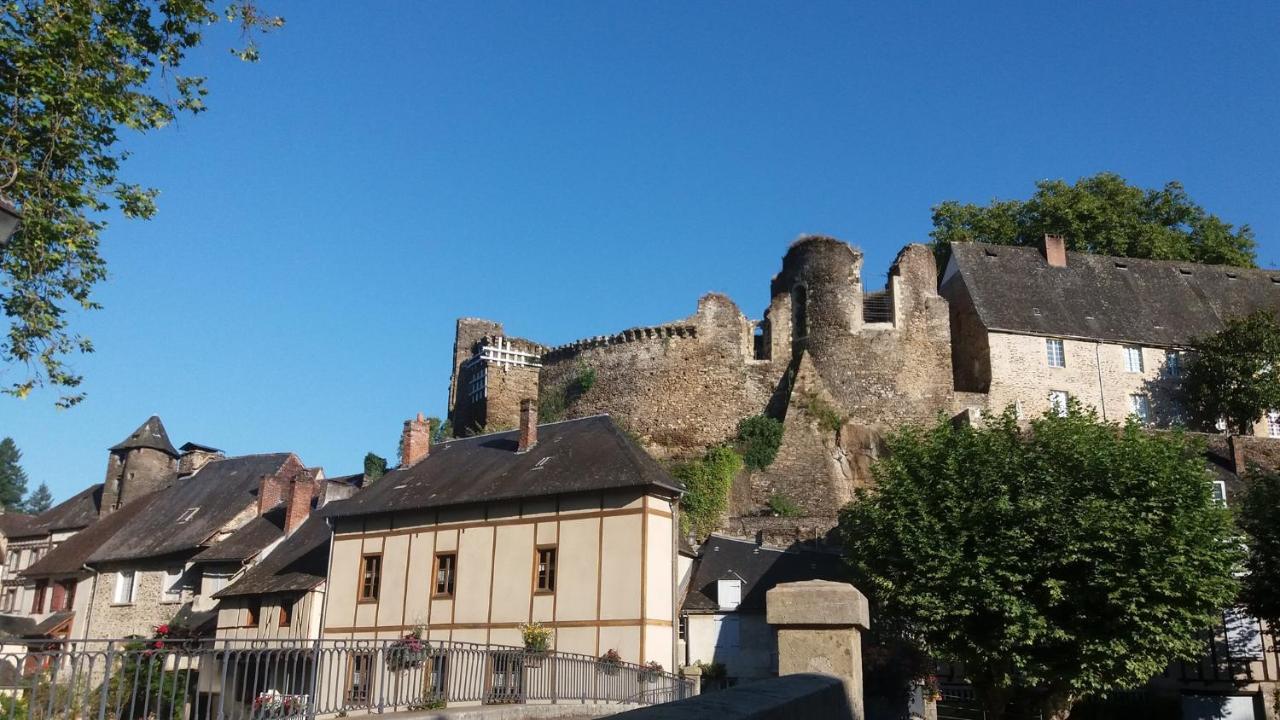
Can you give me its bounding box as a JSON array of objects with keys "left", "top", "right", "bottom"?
[
  {"left": 278, "top": 599, "right": 292, "bottom": 628},
  {"left": 1129, "top": 394, "right": 1151, "bottom": 424},
  {"left": 358, "top": 554, "right": 382, "bottom": 602},
  {"left": 1046, "top": 339, "right": 1065, "bottom": 368},
  {"left": 1211, "top": 480, "right": 1228, "bottom": 507},
  {"left": 1165, "top": 351, "right": 1182, "bottom": 378},
  {"left": 113, "top": 571, "right": 135, "bottom": 605},
  {"left": 434, "top": 554, "right": 457, "bottom": 597},
  {"left": 1124, "top": 346, "right": 1144, "bottom": 373},
  {"left": 535, "top": 547, "right": 557, "bottom": 593},
  {"left": 1049, "top": 391, "right": 1069, "bottom": 417},
  {"left": 246, "top": 598, "right": 261, "bottom": 627},
  {"left": 176, "top": 508, "right": 200, "bottom": 524},
  {"left": 161, "top": 567, "right": 183, "bottom": 603},
  {"left": 1267, "top": 411, "right": 1280, "bottom": 439}
]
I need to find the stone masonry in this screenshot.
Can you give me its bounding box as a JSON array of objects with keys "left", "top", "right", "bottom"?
[{"left": 445, "top": 236, "right": 956, "bottom": 541}]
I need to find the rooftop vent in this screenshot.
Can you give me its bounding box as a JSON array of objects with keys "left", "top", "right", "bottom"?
[
  {"left": 1178, "top": 268, "right": 1193, "bottom": 275},
  {"left": 1114, "top": 262, "right": 1128, "bottom": 269},
  {"left": 1227, "top": 272, "right": 1239, "bottom": 279},
  {"left": 984, "top": 249, "right": 999, "bottom": 257}
]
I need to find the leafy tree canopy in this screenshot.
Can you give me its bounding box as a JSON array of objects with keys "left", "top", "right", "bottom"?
[
  {"left": 21, "top": 481, "right": 51, "bottom": 514},
  {"left": 839, "top": 404, "right": 1240, "bottom": 720},
  {"left": 1183, "top": 311, "right": 1280, "bottom": 435},
  {"left": 0, "top": 437, "right": 28, "bottom": 511},
  {"left": 1, "top": 1, "right": 282, "bottom": 406},
  {"left": 363, "top": 452, "right": 387, "bottom": 482},
  {"left": 1238, "top": 470, "right": 1280, "bottom": 627},
  {"left": 931, "top": 172, "right": 1256, "bottom": 268}
]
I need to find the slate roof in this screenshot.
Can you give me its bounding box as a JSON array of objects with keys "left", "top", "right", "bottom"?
[
  {"left": 0, "top": 513, "right": 39, "bottom": 538},
  {"left": 87, "top": 453, "right": 295, "bottom": 564},
  {"left": 109, "top": 416, "right": 179, "bottom": 457},
  {"left": 0, "top": 615, "right": 36, "bottom": 639},
  {"left": 682, "top": 535, "right": 845, "bottom": 614},
  {"left": 179, "top": 442, "right": 222, "bottom": 454},
  {"left": 214, "top": 514, "right": 331, "bottom": 598},
  {"left": 332, "top": 415, "right": 683, "bottom": 519},
  {"left": 22, "top": 491, "right": 163, "bottom": 577},
  {"left": 192, "top": 506, "right": 286, "bottom": 564},
  {"left": 28, "top": 484, "right": 102, "bottom": 534},
  {"left": 943, "top": 242, "right": 1280, "bottom": 347}
]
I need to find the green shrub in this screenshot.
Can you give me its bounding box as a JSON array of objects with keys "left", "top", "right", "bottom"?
[
  {"left": 737, "top": 415, "right": 783, "bottom": 469},
  {"left": 676, "top": 446, "right": 743, "bottom": 539},
  {"left": 804, "top": 393, "right": 844, "bottom": 432},
  {"left": 539, "top": 360, "right": 597, "bottom": 422},
  {"left": 767, "top": 493, "right": 801, "bottom": 517}
]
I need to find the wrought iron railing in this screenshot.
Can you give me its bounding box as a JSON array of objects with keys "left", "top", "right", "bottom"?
[{"left": 0, "top": 638, "right": 693, "bottom": 719}]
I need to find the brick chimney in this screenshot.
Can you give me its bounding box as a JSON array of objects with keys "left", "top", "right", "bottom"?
[
  {"left": 518, "top": 398, "right": 537, "bottom": 453},
  {"left": 400, "top": 413, "right": 431, "bottom": 468},
  {"left": 258, "top": 474, "right": 286, "bottom": 516},
  {"left": 284, "top": 477, "right": 313, "bottom": 534},
  {"left": 1229, "top": 435, "right": 1248, "bottom": 476},
  {"left": 1041, "top": 234, "right": 1067, "bottom": 267}
]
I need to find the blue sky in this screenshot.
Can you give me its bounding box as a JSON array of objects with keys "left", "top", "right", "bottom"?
[{"left": 4, "top": 1, "right": 1279, "bottom": 504}]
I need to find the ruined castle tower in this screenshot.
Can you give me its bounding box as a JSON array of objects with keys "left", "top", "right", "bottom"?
[
  {"left": 100, "top": 415, "right": 179, "bottom": 514},
  {"left": 445, "top": 236, "right": 956, "bottom": 543}
]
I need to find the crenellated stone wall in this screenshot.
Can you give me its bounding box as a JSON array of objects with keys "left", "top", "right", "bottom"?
[{"left": 444, "top": 236, "right": 957, "bottom": 538}]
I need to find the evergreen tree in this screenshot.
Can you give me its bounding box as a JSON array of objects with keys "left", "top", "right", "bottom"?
[
  {"left": 22, "top": 483, "right": 52, "bottom": 514},
  {"left": 363, "top": 452, "right": 387, "bottom": 482},
  {"left": 0, "top": 438, "right": 29, "bottom": 511}
]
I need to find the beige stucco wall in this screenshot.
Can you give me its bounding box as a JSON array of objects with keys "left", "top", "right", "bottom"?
[
  {"left": 322, "top": 489, "right": 677, "bottom": 667},
  {"left": 983, "top": 332, "right": 1182, "bottom": 424},
  {"left": 215, "top": 589, "right": 324, "bottom": 642}
]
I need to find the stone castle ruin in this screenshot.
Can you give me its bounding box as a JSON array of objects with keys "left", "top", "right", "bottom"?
[{"left": 447, "top": 236, "right": 956, "bottom": 544}]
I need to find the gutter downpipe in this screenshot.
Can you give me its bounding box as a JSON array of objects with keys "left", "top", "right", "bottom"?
[
  {"left": 80, "top": 565, "right": 97, "bottom": 644},
  {"left": 1095, "top": 341, "right": 1108, "bottom": 421},
  {"left": 306, "top": 516, "right": 336, "bottom": 717}
]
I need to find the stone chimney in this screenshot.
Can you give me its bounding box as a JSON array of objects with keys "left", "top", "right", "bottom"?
[
  {"left": 518, "top": 398, "right": 537, "bottom": 453},
  {"left": 284, "top": 477, "right": 313, "bottom": 534},
  {"left": 177, "top": 443, "right": 224, "bottom": 478},
  {"left": 1041, "top": 234, "right": 1067, "bottom": 267},
  {"left": 258, "top": 474, "right": 286, "bottom": 516},
  {"left": 1229, "top": 435, "right": 1248, "bottom": 476},
  {"left": 400, "top": 413, "right": 431, "bottom": 468}
]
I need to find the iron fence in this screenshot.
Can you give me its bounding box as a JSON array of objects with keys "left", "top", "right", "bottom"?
[{"left": 0, "top": 638, "right": 694, "bottom": 719}]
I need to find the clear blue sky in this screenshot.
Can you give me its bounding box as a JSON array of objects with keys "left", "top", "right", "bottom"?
[{"left": 4, "top": 1, "right": 1279, "bottom": 504}]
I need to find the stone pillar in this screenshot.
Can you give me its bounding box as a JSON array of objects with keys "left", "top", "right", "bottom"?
[
  {"left": 766, "top": 580, "right": 870, "bottom": 720},
  {"left": 679, "top": 665, "right": 702, "bottom": 697}
]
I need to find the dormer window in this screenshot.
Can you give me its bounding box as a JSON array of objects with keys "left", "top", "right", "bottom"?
[{"left": 716, "top": 579, "right": 741, "bottom": 611}]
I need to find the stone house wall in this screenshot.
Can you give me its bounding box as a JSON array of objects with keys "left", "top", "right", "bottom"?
[{"left": 85, "top": 559, "right": 193, "bottom": 639}]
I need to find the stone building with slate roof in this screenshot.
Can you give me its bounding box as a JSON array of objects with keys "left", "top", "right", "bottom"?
[
  {"left": 322, "top": 407, "right": 685, "bottom": 676},
  {"left": 941, "top": 235, "right": 1280, "bottom": 432}
]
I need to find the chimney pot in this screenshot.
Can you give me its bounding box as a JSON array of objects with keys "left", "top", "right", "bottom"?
[
  {"left": 400, "top": 414, "right": 431, "bottom": 467},
  {"left": 518, "top": 398, "right": 537, "bottom": 453},
  {"left": 1041, "top": 234, "right": 1067, "bottom": 267}
]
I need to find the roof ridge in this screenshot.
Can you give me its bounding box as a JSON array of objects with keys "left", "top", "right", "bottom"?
[{"left": 436, "top": 413, "right": 612, "bottom": 446}]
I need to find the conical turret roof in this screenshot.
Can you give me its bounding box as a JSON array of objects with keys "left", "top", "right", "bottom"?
[{"left": 109, "top": 416, "right": 179, "bottom": 457}]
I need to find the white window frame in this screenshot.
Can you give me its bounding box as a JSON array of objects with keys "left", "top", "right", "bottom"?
[
  {"left": 113, "top": 570, "right": 136, "bottom": 605},
  {"left": 1048, "top": 390, "right": 1069, "bottom": 417},
  {"left": 1124, "top": 345, "right": 1145, "bottom": 373},
  {"left": 176, "top": 507, "right": 200, "bottom": 524},
  {"left": 1211, "top": 480, "right": 1228, "bottom": 507},
  {"left": 161, "top": 567, "right": 184, "bottom": 604},
  {"left": 1267, "top": 411, "right": 1280, "bottom": 439},
  {"left": 1129, "top": 394, "right": 1151, "bottom": 424},
  {"left": 1165, "top": 350, "right": 1181, "bottom": 378},
  {"left": 1046, "top": 339, "right": 1065, "bottom": 368}
]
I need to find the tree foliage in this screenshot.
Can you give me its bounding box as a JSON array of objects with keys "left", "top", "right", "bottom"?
[
  {"left": 0, "top": 437, "right": 28, "bottom": 510},
  {"left": 839, "top": 404, "right": 1240, "bottom": 719},
  {"left": 1183, "top": 311, "right": 1280, "bottom": 435},
  {"left": 1, "top": 0, "right": 283, "bottom": 406},
  {"left": 22, "top": 481, "right": 51, "bottom": 514},
  {"left": 363, "top": 452, "right": 387, "bottom": 482},
  {"left": 736, "top": 414, "right": 783, "bottom": 470},
  {"left": 1238, "top": 470, "right": 1280, "bottom": 627},
  {"left": 931, "top": 173, "right": 1256, "bottom": 268}
]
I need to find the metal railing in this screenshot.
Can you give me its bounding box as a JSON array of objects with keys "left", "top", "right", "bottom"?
[{"left": 0, "top": 638, "right": 694, "bottom": 719}]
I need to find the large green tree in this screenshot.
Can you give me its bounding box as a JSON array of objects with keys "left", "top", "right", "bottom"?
[
  {"left": 839, "top": 405, "right": 1240, "bottom": 720},
  {"left": 931, "top": 172, "right": 1256, "bottom": 268},
  {"left": 0, "top": 437, "right": 29, "bottom": 510},
  {"left": 1238, "top": 470, "right": 1280, "bottom": 628},
  {"left": 1, "top": 0, "right": 282, "bottom": 406},
  {"left": 1182, "top": 311, "right": 1280, "bottom": 435}
]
